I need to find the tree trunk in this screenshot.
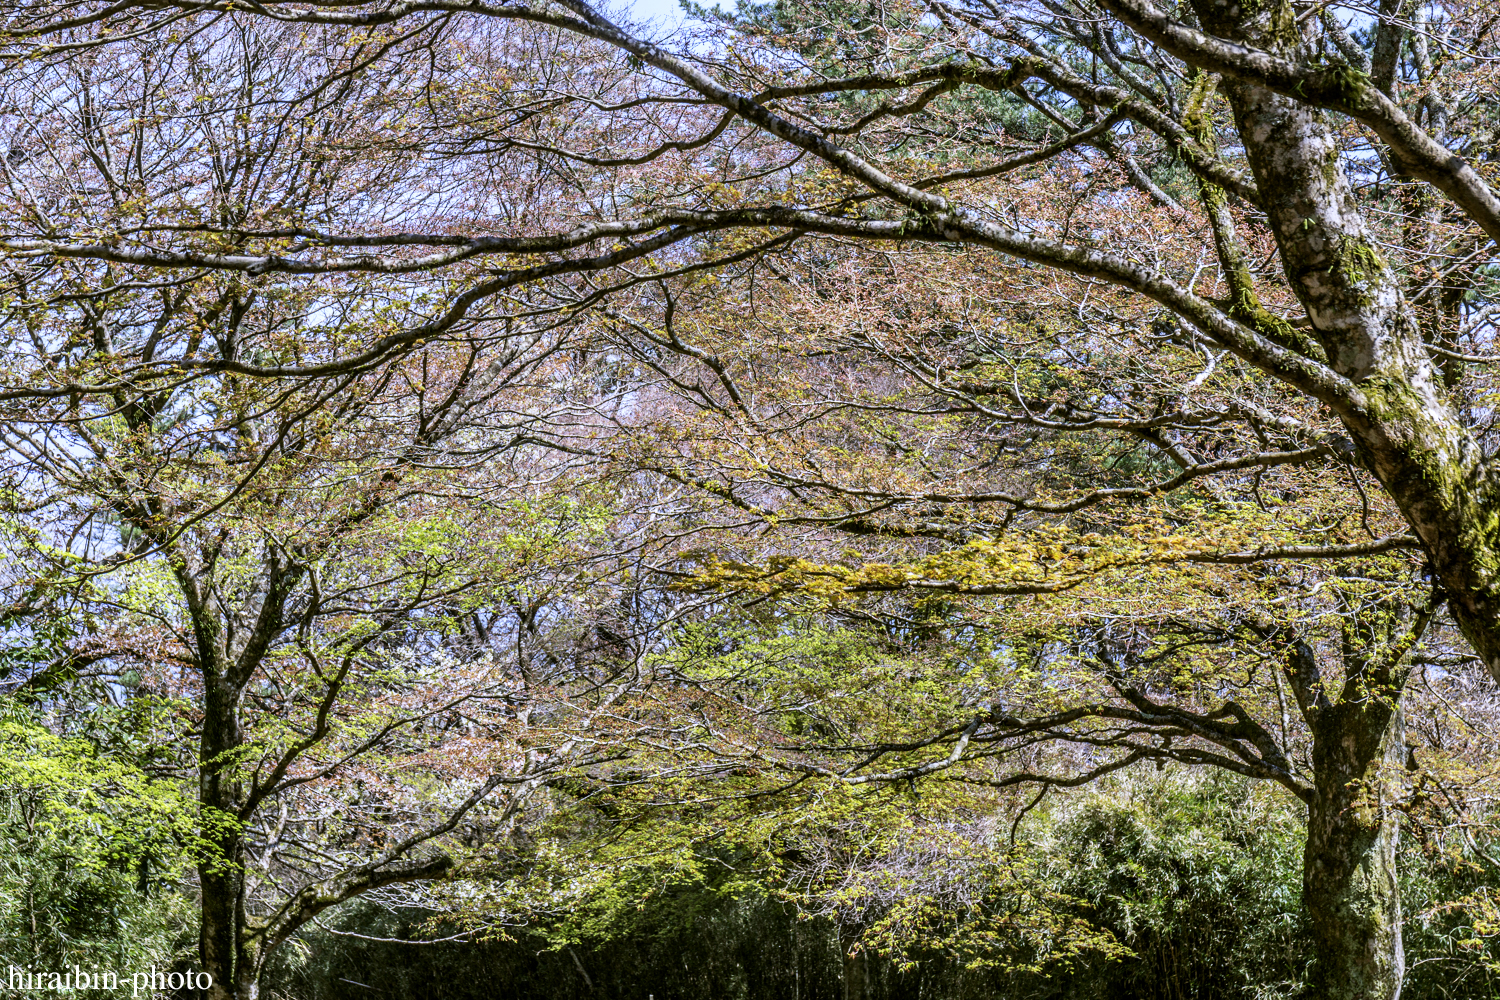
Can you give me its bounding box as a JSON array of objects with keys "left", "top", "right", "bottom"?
[
  {"left": 1188, "top": 0, "right": 1500, "bottom": 683},
  {"left": 179, "top": 548, "right": 289, "bottom": 1000},
  {"left": 199, "top": 665, "right": 255, "bottom": 1000},
  {"left": 1304, "top": 700, "right": 1405, "bottom": 1000}
]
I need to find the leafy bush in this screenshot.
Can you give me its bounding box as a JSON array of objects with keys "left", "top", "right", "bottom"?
[
  {"left": 0, "top": 700, "right": 197, "bottom": 992},
  {"left": 1027, "top": 773, "right": 1307, "bottom": 999}
]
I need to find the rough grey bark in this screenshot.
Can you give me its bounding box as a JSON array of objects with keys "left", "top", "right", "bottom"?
[
  {"left": 1104, "top": 0, "right": 1500, "bottom": 685},
  {"left": 1296, "top": 648, "right": 1407, "bottom": 1000},
  {"left": 1280, "top": 592, "right": 1424, "bottom": 1000},
  {"left": 1179, "top": 6, "right": 1432, "bottom": 995},
  {"left": 1304, "top": 703, "right": 1405, "bottom": 1000}
]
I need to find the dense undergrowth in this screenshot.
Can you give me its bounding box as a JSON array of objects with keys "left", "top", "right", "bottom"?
[
  {"left": 7, "top": 743, "right": 1498, "bottom": 1000},
  {"left": 250, "top": 774, "right": 1500, "bottom": 1000}
]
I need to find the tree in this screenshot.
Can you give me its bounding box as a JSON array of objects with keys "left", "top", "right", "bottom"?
[
  {"left": 4, "top": 0, "right": 1500, "bottom": 996},
  {"left": 0, "top": 20, "right": 676, "bottom": 1000}
]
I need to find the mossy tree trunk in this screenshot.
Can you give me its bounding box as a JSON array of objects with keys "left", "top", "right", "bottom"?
[
  {"left": 1177, "top": 0, "right": 1500, "bottom": 682},
  {"left": 1281, "top": 604, "right": 1422, "bottom": 1000},
  {"left": 1303, "top": 699, "right": 1406, "bottom": 999},
  {"left": 1166, "top": 0, "right": 1495, "bottom": 988}
]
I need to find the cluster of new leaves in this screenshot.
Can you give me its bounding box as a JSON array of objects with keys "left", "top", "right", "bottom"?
[{"left": 0, "top": 700, "right": 199, "bottom": 971}]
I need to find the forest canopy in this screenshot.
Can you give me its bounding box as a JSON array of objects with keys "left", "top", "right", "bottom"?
[{"left": 1, "top": 0, "right": 1499, "bottom": 997}]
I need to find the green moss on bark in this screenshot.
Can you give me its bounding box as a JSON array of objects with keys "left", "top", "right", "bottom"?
[{"left": 1331, "top": 236, "right": 1386, "bottom": 305}]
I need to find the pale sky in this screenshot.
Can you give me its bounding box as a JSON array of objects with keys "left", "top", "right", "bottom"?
[
  {"left": 614, "top": 0, "right": 733, "bottom": 39},
  {"left": 624, "top": 0, "right": 690, "bottom": 24}
]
